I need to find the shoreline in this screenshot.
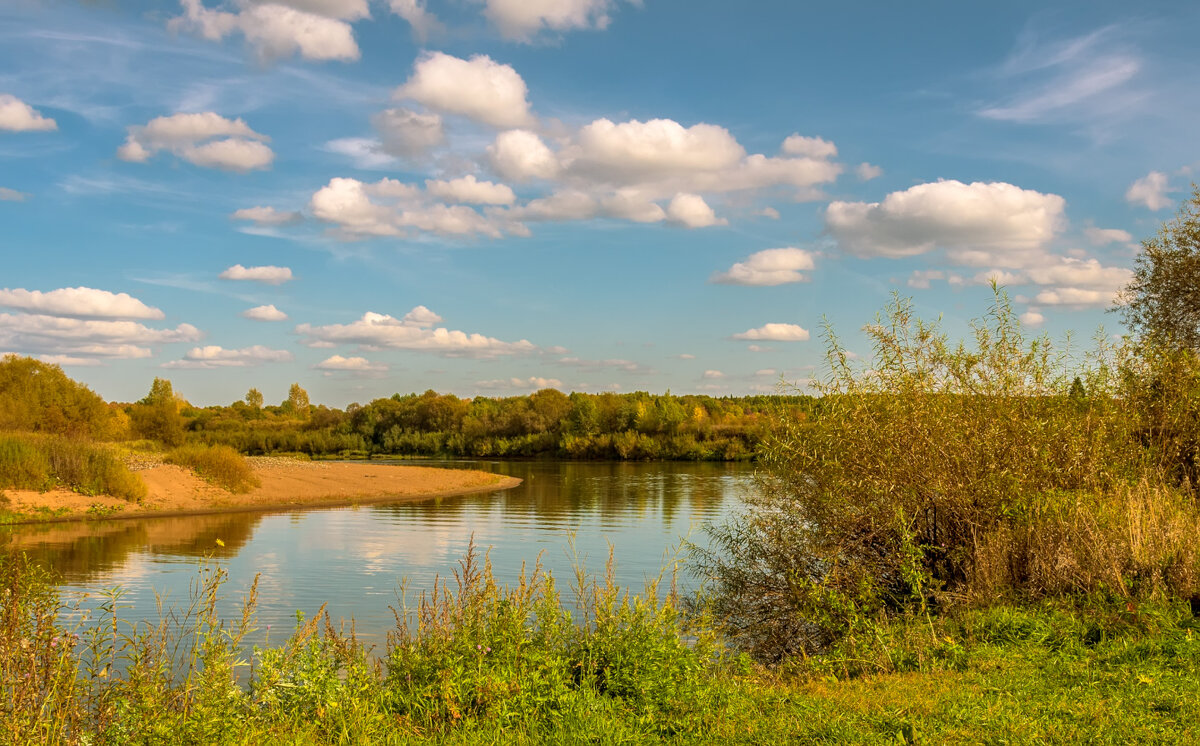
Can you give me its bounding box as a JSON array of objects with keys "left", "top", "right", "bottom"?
[{"left": 1, "top": 460, "right": 522, "bottom": 526}]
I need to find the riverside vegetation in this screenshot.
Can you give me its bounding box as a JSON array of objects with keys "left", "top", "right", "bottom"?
[
  {"left": 0, "top": 351, "right": 790, "bottom": 519},
  {"left": 178, "top": 388, "right": 796, "bottom": 462},
  {"left": 4, "top": 190, "right": 1200, "bottom": 742}
]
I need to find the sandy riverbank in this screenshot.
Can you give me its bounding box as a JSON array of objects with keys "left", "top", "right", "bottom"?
[{"left": 1, "top": 459, "right": 521, "bottom": 524}]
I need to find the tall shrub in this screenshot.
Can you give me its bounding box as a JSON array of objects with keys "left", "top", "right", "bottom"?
[{"left": 694, "top": 290, "right": 1143, "bottom": 661}]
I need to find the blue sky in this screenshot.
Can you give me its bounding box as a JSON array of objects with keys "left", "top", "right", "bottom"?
[{"left": 1, "top": 0, "right": 1197, "bottom": 406}]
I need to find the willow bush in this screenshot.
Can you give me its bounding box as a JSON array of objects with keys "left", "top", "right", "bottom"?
[{"left": 695, "top": 289, "right": 1200, "bottom": 662}]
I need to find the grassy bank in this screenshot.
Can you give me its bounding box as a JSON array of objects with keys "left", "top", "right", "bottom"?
[
  {"left": 3, "top": 550, "right": 1199, "bottom": 744},
  {"left": 0, "top": 432, "right": 145, "bottom": 503}
]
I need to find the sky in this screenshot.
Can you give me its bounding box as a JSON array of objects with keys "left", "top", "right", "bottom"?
[{"left": 1, "top": 0, "right": 1198, "bottom": 407}]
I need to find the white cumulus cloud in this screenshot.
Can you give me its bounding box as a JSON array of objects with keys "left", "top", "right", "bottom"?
[
  {"left": 711, "top": 248, "right": 815, "bottom": 286},
  {"left": 164, "top": 344, "right": 293, "bottom": 369},
  {"left": 220, "top": 264, "right": 294, "bottom": 285},
  {"left": 296, "top": 308, "right": 538, "bottom": 358},
  {"left": 567, "top": 118, "right": 745, "bottom": 183},
  {"left": 241, "top": 304, "right": 289, "bottom": 321},
  {"left": 1125, "top": 171, "right": 1172, "bottom": 210},
  {"left": 781, "top": 134, "right": 837, "bottom": 159},
  {"left": 169, "top": 0, "right": 360, "bottom": 62},
  {"left": 0, "top": 287, "right": 164, "bottom": 320},
  {"left": 0, "top": 315, "right": 202, "bottom": 360},
  {"left": 1020, "top": 311, "right": 1045, "bottom": 327},
  {"left": 314, "top": 354, "right": 387, "bottom": 372},
  {"left": 826, "top": 179, "right": 1065, "bottom": 266},
  {"left": 487, "top": 129, "right": 560, "bottom": 182},
  {"left": 425, "top": 175, "right": 516, "bottom": 205},
  {"left": 396, "top": 52, "right": 534, "bottom": 129},
  {"left": 488, "top": 117, "right": 843, "bottom": 207},
  {"left": 0, "top": 187, "right": 27, "bottom": 202},
  {"left": 666, "top": 193, "right": 725, "bottom": 228},
  {"left": 308, "top": 176, "right": 513, "bottom": 239},
  {"left": 0, "top": 94, "right": 57, "bottom": 132},
  {"left": 118, "top": 112, "right": 274, "bottom": 172},
  {"left": 732, "top": 323, "right": 810, "bottom": 342}
]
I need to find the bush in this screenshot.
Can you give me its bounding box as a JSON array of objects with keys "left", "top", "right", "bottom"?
[
  {"left": 165, "top": 444, "right": 260, "bottom": 493},
  {"left": 693, "top": 289, "right": 1200, "bottom": 662},
  {"left": 0, "top": 432, "right": 146, "bottom": 501}
]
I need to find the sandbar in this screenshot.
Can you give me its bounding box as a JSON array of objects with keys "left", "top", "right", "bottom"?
[{"left": 1, "top": 459, "right": 521, "bottom": 524}]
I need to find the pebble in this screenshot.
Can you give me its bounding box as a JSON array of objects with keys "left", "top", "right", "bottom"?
[{"left": 247, "top": 456, "right": 329, "bottom": 471}]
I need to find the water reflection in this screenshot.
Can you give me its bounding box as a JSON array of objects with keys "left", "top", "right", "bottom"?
[
  {"left": 0, "top": 512, "right": 260, "bottom": 581},
  {"left": 1, "top": 460, "right": 754, "bottom": 646}
]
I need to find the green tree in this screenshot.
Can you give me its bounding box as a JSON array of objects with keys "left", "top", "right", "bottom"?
[
  {"left": 1119, "top": 185, "right": 1200, "bottom": 348},
  {"left": 0, "top": 355, "right": 118, "bottom": 439},
  {"left": 139, "top": 377, "right": 175, "bottom": 406},
  {"left": 130, "top": 378, "right": 185, "bottom": 446},
  {"left": 245, "top": 388, "right": 264, "bottom": 410},
  {"left": 565, "top": 393, "right": 599, "bottom": 435}
]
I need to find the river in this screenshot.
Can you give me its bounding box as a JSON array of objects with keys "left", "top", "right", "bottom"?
[{"left": 0, "top": 460, "right": 756, "bottom": 647}]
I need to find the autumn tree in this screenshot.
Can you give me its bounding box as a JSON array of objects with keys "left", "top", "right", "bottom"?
[
  {"left": 0, "top": 355, "right": 118, "bottom": 439},
  {"left": 285, "top": 383, "right": 310, "bottom": 418},
  {"left": 245, "top": 388, "right": 264, "bottom": 409},
  {"left": 1119, "top": 185, "right": 1200, "bottom": 348}
]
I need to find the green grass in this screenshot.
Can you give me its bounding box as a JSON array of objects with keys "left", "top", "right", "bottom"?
[
  {"left": 3, "top": 550, "right": 1199, "bottom": 744},
  {"left": 0, "top": 432, "right": 145, "bottom": 502},
  {"left": 164, "top": 443, "right": 260, "bottom": 493}
]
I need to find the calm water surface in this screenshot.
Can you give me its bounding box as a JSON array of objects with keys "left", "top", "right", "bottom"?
[{"left": 1, "top": 460, "right": 755, "bottom": 646}]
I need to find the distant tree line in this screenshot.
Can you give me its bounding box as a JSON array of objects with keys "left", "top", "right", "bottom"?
[
  {"left": 178, "top": 388, "right": 814, "bottom": 461},
  {"left": 0, "top": 355, "right": 802, "bottom": 461}
]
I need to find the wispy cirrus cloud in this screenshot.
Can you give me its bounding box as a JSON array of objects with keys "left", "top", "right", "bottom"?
[{"left": 976, "top": 25, "right": 1148, "bottom": 134}]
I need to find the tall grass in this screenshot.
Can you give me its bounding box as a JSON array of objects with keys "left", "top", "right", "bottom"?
[
  {"left": 0, "top": 432, "right": 145, "bottom": 501},
  {"left": 164, "top": 444, "right": 260, "bottom": 493},
  {"left": 5, "top": 547, "right": 1200, "bottom": 743},
  {"left": 0, "top": 544, "right": 742, "bottom": 744}
]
